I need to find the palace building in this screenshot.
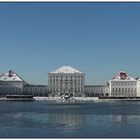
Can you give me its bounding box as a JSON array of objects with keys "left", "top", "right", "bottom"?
[
  {"left": 48, "top": 66, "right": 85, "bottom": 97},
  {"left": 0, "top": 68, "right": 140, "bottom": 98},
  {"left": 0, "top": 70, "right": 49, "bottom": 97},
  {"left": 0, "top": 70, "right": 25, "bottom": 95},
  {"left": 108, "top": 71, "right": 137, "bottom": 97},
  {"left": 136, "top": 78, "right": 140, "bottom": 97}
]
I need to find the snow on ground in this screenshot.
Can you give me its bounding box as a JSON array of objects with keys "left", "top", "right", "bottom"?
[{"left": 34, "top": 97, "right": 98, "bottom": 101}]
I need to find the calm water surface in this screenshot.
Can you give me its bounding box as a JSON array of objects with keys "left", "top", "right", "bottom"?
[{"left": 0, "top": 101, "right": 140, "bottom": 138}]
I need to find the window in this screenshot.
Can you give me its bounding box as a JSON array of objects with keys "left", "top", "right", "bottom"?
[
  {"left": 112, "top": 88, "right": 114, "bottom": 92},
  {"left": 125, "top": 88, "right": 127, "bottom": 92},
  {"left": 119, "top": 88, "right": 121, "bottom": 92}
]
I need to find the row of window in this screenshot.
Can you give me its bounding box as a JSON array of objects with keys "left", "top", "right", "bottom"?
[
  {"left": 50, "top": 81, "right": 84, "bottom": 84},
  {"left": 50, "top": 76, "right": 84, "bottom": 79},
  {"left": 111, "top": 93, "right": 136, "bottom": 96},
  {"left": 24, "top": 88, "right": 46, "bottom": 92},
  {"left": 51, "top": 88, "right": 84, "bottom": 92},
  {"left": 0, "top": 82, "right": 22, "bottom": 86},
  {"left": 50, "top": 85, "right": 84, "bottom": 88},
  {"left": 86, "top": 89, "right": 104, "bottom": 93},
  {"left": 50, "top": 83, "right": 84, "bottom": 86},
  {"left": 112, "top": 88, "right": 136, "bottom": 92},
  {"left": 24, "top": 87, "right": 48, "bottom": 92},
  {"left": 0, "top": 88, "right": 22, "bottom": 92},
  {"left": 50, "top": 79, "right": 84, "bottom": 82},
  {"left": 85, "top": 88, "right": 109, "bottom": 92},
  {"left": 111, "top": 82, "right": 136, "bottom": 86},
  {"left": 88, "top": 93, "right": 109, "bottom": 96}
]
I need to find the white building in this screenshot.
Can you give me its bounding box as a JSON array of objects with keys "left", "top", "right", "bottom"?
[
  {"left": 48, "top": 66, "right": 85, "bottom": 97},
  {"left": 108, "top": 71, "right": 137, "bottom": 97},
  {"left": 136, "top": 78, "right": 140, "bottom": 97},
  {"left": 85, "top": 85, "right": 109, "bottom": 97},
  {"left": 0, "top": 70, "right": 25, "bottom": 96}
]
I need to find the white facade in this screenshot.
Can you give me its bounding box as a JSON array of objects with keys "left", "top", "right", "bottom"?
[
  {"left": 48, "top": 66, "right": 85, "bottom": 97},
  {"left": 85, "top": 85, "right": 109, "bottom": 97},
  {"left": 136, "top": 79, "right": 140, "bottom": 97},
  {"left": 0, "top": 70, "right": 25, "bottom": 95},
  {"left": 109, "top": 71, "right": 137, "bottom": 97}
]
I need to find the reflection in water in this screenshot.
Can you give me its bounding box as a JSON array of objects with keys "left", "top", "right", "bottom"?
[
  {"left": 3, "top": 113, "right": 23, "bottom": 125},
  {"left": 11, "top": 113, "right": 22, "bottom": 119},
  {"left": 3, "top": 111, "right": 84, "bottom": 131},
  {"left": 110, "top": 115, "right": 140, "bottom": 126},
  {"left": 48, "top": 112, "right": 84, "bottom": 129},
  {"left": 112, "top": 115, "right": 128, "bottom": 124},
  {"left": 2, "top": 101, "right": 140, "bottom": 138}
]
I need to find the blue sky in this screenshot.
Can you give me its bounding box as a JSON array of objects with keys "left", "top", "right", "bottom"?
[{"left": 0, "top": 2, "right": 140, "bottom": 85}]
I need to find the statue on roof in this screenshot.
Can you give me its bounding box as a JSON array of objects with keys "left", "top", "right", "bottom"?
[{"left": 8, "top": 70, "right": 13, "bottom": 77}]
